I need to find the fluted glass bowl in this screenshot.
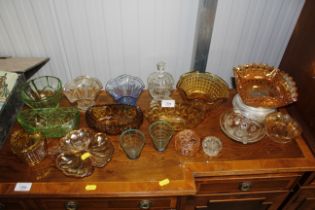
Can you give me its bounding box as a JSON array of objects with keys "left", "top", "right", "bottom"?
[
  {"left": 20, "top": 76, "right": 63, "bottom": 108},
  {"left": 105, "top": 74, "right": 145, "bottom": 106},
  {"left": 63, "top": 75, "right": 103, "bottom": 111},
  {"left": 176, "top": 71, "right": 229, "bottom": 111},
  {"left": 17, "top": 107, "right": 80, "bottom": 138}
]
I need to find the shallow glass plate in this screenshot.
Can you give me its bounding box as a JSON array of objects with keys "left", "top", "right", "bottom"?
[
  {"left": 220, "top": 109, "right": 265, "bottom": 144},
  {"left": 234, "top": 64, "right": 298, "bottom": 108}
]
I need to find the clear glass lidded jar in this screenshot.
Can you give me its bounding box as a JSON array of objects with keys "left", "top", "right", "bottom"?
[{"left": 147, "top": 61, "right": 174, "bottom": 103}]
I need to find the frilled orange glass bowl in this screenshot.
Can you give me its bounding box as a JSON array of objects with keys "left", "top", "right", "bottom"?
[{"left": 233, "top": 64, "right": 298, "bottom": 108}]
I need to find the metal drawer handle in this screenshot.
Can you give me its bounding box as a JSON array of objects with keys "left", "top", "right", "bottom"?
[
  {"left": 139, "top": 199, "right": 151, "bottom": 209},
  {"left": 64, "top": 200, "right": 79, "bottom": 210},
  {"left": 239, "top": 182, "right": 252, "bottom": 192}
]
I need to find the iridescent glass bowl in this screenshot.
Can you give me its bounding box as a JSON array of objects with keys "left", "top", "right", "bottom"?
[
  {"left": 105, "top": 74, "right": 145, "bottom": 106},
  {"left": 174, "top": 129, "right": 200, "bottom": 157},
  {"left": 17, "top": 107, "right": 80, "bottom": 138},
  {"left": 20, "top": 76, "right": 62, "bottom": 108},
  {"left": 63, "top": 75, "right": 103, "bottom": 111}
]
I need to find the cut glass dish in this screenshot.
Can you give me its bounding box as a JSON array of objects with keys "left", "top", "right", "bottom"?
[
  {"left": 146, "top": 102, "right": 205, "bottom": 131},
  {"left": 220, "top": 109, "right": 265, "bottom": 144},
  {"left": 105, "top": 74, "right": 145, "bottom": 106},
  {"left": 234, "top": 64, "right": 298, "bottom": 108},
  {"left": 176, "top": 71, "right": 229, "bottom": 111},
  {"left": 17, "top": 107, "right": 80, "bottom": 138},
  {"left": 86, "top": 104, "right": 143, "bottom": 135}
]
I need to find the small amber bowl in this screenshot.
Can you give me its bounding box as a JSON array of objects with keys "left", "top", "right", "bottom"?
[
  {"left": 265, "top": 112, "right": 301, "bottom": 144},
  {"left": 174, "top": 129, "right": 200, "bottom": 157},
  {"left": 10, "top": 130, "right": 47, "bottom": 166}
]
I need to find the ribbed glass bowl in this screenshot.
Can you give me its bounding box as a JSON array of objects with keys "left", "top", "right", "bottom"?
[
  {"left": 17, "top": 107, "right": 80, "bottom": 138},
  {"left": 20, "top": 76, "right": 63, "bottom": 108},
  {"left": 176, "top": 71, "right": 229, "bottom": 111}
]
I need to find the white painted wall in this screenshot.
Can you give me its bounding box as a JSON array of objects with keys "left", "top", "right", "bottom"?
[{"left": 0, "top": 0, "right": 304, "bottom": 87}]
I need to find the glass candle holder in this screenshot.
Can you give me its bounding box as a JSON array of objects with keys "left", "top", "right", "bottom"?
[
  {"left": 120, "top": 129, "right": 145, "bottom": 160},
  {"left": 148, "top": 120, "right": 173, "bottom": 152}
]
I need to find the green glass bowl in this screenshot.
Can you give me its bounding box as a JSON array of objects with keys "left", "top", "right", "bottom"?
[
  {"left": 17, "top": 107, "right": 80, "bottom": 138},
  {"left": 20, "top": 76, "right": 63, "bottom": 108}
]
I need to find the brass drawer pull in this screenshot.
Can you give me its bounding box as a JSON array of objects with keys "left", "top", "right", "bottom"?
[
  {"left": 139, "top": 199, "right": 151, "bottom": 209},
  {"left": 64, "top": 200, "right": 79, "bottom": 210},
  {"left": 239, "top": 182, "right": 252, "bottom": 192}
]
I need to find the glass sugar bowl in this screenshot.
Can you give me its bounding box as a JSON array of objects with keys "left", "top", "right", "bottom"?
[{"left": 147, "top": 61, "right": 174, "bottom": 104}]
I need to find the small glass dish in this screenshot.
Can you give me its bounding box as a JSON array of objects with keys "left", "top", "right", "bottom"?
[
  {"left": 20, "top": 76, "right": 63, "bottom": 108},
  {"left": 148, "top": 120, "right": 173, "bottom": 152},
  {"left": 234, "top": 64, "right": 298, "bottom": 108},
  {"left": 120, "top": 129, "right": 145, "bottom": 160},
  {"left": 10, "top": 130, "right": 47, "bottom": 166},
  {"left": 176, "top": 71, "right": 229, "bottom": 111},
  {"left": 174, "top": 129, "right": 200, "bottom": 157},
  {"left": 265, "top": 112, "right": 301, "bottom": 144},
  {"left": 146, "top": 102, "right": 205, "bottom": 131},
  {"left": 220, "top": 109, "right": 265, "bottom": 144},
  {"left": 17, "top": 107, "right": 80, "bottom": 138},
  {"left": 202, "top": 136, "right": 222, "bottom": 157},
  {"left": 56, "top": 129, "right": 114, "bottom": 177},
  {"left": 105, "top": 74, "right": 145, "bottom": 106},
  {"left": 63, "top": 75, "right": 103, "bottom": 111},
  {"left": 86, "top": 104, "right": 143, "bottom": 135}
]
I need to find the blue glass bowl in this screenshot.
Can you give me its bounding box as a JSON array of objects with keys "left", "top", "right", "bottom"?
[{"left": 105, "top": 74, "right": 145, "bottom": 106}]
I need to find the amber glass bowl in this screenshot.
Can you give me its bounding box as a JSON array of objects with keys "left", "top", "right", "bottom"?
[
  {"left": 265, "top": 112, "right": 301, "bottom": 144},
  {"left": 233, "top": 64, "right": 298, "bottom": 108},
  {"left": 86, "top": 104, "right": 143, "bottom": 135},
  {"left": 176, "top": 71, "right": 229, "bottom": 111}
]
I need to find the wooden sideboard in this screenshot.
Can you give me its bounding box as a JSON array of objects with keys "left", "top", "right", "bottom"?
[{"left": 0, "top": 90, "right": 315, "bottom": 210}]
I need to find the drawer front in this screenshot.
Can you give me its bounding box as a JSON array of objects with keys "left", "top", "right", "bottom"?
[
  {"left": 0, "top": 199, "right": 30, "bottom": 210},
  {"left": 38, "top": 197, "right": 177, "bottom": 210},
  {"left": 196, "top": 173, "right": 300, "bottom": 194}
]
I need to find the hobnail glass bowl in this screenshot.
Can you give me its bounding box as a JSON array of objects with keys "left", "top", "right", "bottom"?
[
  {"left": 63, "top": 75, "right": 103, "bottom": 111},
  {"left": 17, "top": 107, "right": 80, "bottom": 138},
  {"left": 176, "top": 71, "right": 229, "bottom": 111},
  {"left": 20, "top": 76, "right": 63, "bottom": 108},
  {"left": 105, "top": 74, "right": 145, "bottom": 106}
]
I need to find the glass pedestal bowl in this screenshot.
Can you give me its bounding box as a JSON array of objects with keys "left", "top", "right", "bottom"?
[
  {"left": 20, "top": 76, "right": 63, "bottom": 108},
  {"left": 63, "top": 75, "right": 103, "bottom": 111},
  {"left": 105, "top": 74, "right": 145, "bottom": 106}
]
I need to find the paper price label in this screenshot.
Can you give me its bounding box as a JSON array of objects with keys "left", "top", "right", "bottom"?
[
  {"left": 161, "top": 100, "right": 175, "bottom": 108},
  {"left": 14, "top": 182, "right": 32, "bottom": 192}
]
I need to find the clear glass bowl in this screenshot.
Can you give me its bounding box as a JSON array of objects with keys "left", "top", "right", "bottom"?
[
  {"left": 234, "top": 64, "right": 298, "bottom": 108},
  {"left": 17, "top": 107, "right": 80, "bottom": 138},
  {"left": 148, "top": 120, "right": 173, "bottom": 152},
  {"left": 86, "top": 104, "right": 143, "bottom": 135},
  {"left": 202, "top": 136, "right": 222, "bottom": 157},
  {"left": 220, "top": 109, "right": 265, "bottom": 144},
  {"left": 20, "top": 76, "right": 63, "bottom": 108},
  {"left": 63, "top": 75, "right": 103, "bottom": 111},
  {"left": 10, "top": 130, "right": 47, "bottom": 166},
  {"left": 120, "top": 129, "right": 145, "bottom": 160},
  {"left": 56, "top": 129, "right": 114, "bottom": 177},
  {"left": 176, "top": 71, "right": 229, "bottom": 111},
  {"left": 105, "top": 74, "right": 145, "bottom": 106},
  {"left": 265, "top": 112, "right": 301, "bottom": 144}
]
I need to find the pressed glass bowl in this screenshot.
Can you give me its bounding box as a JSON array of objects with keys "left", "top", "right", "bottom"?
[
  {"left": 86, "top": 104, "right": 143, "bottom": 135},
  {"left": 148, "top": 120, "right": 173, "bottom": 152},
  {"left": 17, "top": 107, "right": 80, "bottom": 138},
  {"left": 202, "top": 136, "right": 222, "bottom": 157},
  {"left": 220, "top": 109, "right": 265, "bottom": 144},
  {"left": 265, "top": 112, "right": 301, "bottom": 144},
  {"left": 20, "top": 76, "right": 63, "bottom": 108},
  {"left": 10, "top": 130, "right": 47, "bottom": 166},
  {"left": 105, "top": 74, "right": 145, "bottom": 106},
  {"left": 234, "top": 64, "right": 298, "bottom": 108},
  {"left": 174, "top": 129, "right": 200, "bottom": 157},
  {"left": 63, "top": 75, "right": 103, "bottom": 111},
  {"left": 146, "top": 102, "right": 205, "bottom": 131},
  {"left": 176, "top": 71, "right": 229, "bottom": 111},
  {"left": 56, "top": 129, "right": 114, "bottom": 177},
  {"left": 120, "top": 129, "right": 145, "bottom": 160}
]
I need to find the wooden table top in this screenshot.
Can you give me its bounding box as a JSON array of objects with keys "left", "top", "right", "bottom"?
[{"left": 0, "top": 90, "right": 315, "bottom": 197}]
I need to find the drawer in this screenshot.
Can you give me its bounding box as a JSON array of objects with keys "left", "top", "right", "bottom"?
[
  {"left": 195, "top": 173, "right": 300, "bottom": 194},
  {"left": 37, "top": 197, "right": 177, "bottom": 210},
  {"left": 0, "top": 198, "right": 31, "bottom": 210}
]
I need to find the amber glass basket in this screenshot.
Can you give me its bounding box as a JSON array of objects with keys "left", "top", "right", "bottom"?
[
  {"left": 176, "top": 71, "right": 229, "bottom": 111},
  {"left": 233, "top": 64, "right": 298, "bottom": 108}
]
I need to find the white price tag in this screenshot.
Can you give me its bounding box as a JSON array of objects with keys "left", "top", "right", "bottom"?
[
  {"left": 14, "top": 182, "right": 32, "bottom": 192},
  {"left": 161, "top": 100, "right": 175, "bottom": 108}
]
